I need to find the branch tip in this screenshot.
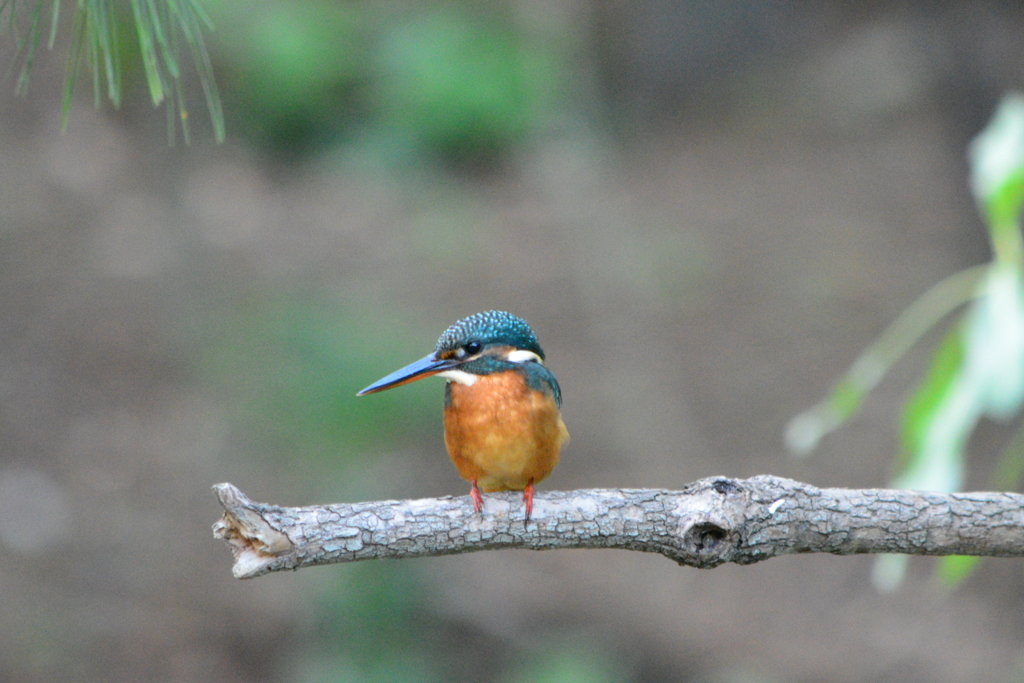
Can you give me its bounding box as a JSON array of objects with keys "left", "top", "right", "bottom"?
[{"left": 212, "top": 483, "right": 294, "bottom": 579}]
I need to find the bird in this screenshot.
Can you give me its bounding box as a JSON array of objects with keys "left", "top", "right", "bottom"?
[{"left": 357, "top": 310, "right": 569, "bottom": 520}]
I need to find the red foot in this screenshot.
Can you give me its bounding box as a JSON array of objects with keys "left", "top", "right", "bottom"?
[
  {"left": 523, "top": 479, "right": 535, "bottom": 521},
  {"left": 470, "top": 480, "right": 484, "bottom": 513}
]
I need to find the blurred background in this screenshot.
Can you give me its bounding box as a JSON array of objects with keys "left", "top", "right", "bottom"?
[{"left": 2, "top": 1, "right": 1024, "bottom": 681}]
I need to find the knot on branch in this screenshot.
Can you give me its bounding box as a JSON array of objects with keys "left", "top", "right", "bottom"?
[
  {"left": 671, "top": 477, "right": 745, "bottom": 567},
  {"left": 684, "top": 521, "right": 729, "bottom": 553}
]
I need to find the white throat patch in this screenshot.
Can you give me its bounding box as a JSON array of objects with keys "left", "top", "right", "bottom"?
[{"left": 438, "top": 369, "right": 479, "bottom": 386}]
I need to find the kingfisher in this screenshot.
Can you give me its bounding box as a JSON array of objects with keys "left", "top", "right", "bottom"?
[{"left": 357, "top": 311, "right": 568, "bottom": 520}]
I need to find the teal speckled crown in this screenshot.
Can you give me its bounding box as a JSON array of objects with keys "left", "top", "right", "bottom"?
[{"left": 435, "top": 311, "right": 545, "bottom": 359}]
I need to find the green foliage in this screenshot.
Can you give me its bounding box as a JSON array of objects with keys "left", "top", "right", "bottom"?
[
  {"left": 206, "top": 2, "right": 563, "bottom": 163},
  {"left": 3, "top": 0, "right": 224, "bottom": 141},
  {"left": 897, "top": 96, "right": 1024, "bottom": 510},
  {"left": 787, "top": 93, "right": 1024, "bottom": 589},
  {"left": 370, "top": 8, "right": 559, "bottom": 164},
  {"left": 205, "top": 0, "right": 362, "bottom": 156},
  {"left": 6, "top": 2, "right": 566, "bottom": 159}
]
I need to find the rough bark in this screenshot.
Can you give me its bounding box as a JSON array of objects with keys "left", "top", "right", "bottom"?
[{"left": 211, "top": 475, "right": 1024, "bottom": 579}]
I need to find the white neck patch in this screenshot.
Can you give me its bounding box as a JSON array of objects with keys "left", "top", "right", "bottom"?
[
  {"left": 505, "top": 349, "right": 543, "bottom": 364},
  {"left": 438, "top": 369, "right": 479, "bottom": 386}
]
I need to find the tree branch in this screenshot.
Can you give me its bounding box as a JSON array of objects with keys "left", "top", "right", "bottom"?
[{"left": 211, "top": 475, "right": 1024, "bottom": 579}]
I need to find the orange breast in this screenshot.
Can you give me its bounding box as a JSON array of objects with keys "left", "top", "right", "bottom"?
[{"left": 443, "top": 371, "right": 569, "bottom": 492}]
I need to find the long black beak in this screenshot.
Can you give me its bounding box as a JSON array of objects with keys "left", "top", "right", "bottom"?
[{"left": 357, "top": 353, "right": 458, "bottom": 395}]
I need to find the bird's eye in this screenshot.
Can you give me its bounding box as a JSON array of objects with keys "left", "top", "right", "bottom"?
[{"left": 464, "top": 341, "right": 483, "bottom": 355}]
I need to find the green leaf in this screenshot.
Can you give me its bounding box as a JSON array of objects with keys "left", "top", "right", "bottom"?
[
  {"left": 130, "top": 0, "right": 166, "bottom": 106},
  {"left": 174, "top": 0, "right": 225, "bottom": 142},
  {"left": 962, "top": 266, "right": 1024, "bottom": 420},
  {"left": 895, "top": 325, "right": 968, "bottom": 492},
  {"left": 899, "top": 326, "right": 964, "bottom": 466},
  {"left": 970, "top": 92, "right": 1024, "bottom": 266}
]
